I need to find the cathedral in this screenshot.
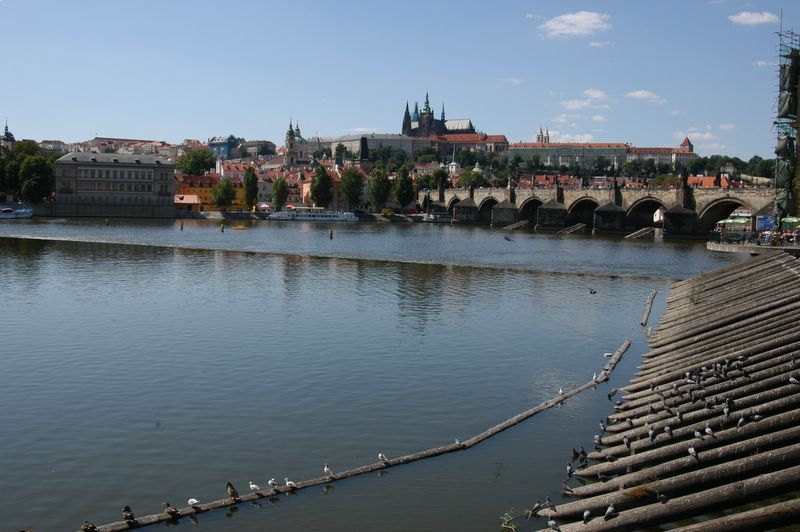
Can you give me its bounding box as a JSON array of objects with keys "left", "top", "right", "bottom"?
[{"left": 401, "top": 93, "right": 475, "bottom": 137}]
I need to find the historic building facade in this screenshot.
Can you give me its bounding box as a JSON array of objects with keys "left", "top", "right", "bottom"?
[
  {"left": 54, "top": 152, "right": 175, "bottom": 214},
  {"left": 401, "top": 93, "right": 475, "bottom": 137}
]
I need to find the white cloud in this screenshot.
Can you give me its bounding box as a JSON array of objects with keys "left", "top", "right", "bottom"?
[
  {"left": 589, "top": 41, "right": 610, "bottom": 47},
  {"left": 538, "top": 11, "right": 611, "bottom": 39},
  {"left": 583, "top": 88, "right": 608, "bottom": 100},
  {"left": 627, "top": 90, "right": 666, "bottom": 105},
  {"left": 753, "top": 60, "right": 777, "bottom": 67},
  {"left": 591, "top": 115, "right": 606, "bottom": 122},
  {"left": 674, "top": 130, "right": 719, "bottom": 142},
  {"left": 560, "top": 99, "right": 592, "bottom": 110},
  {"left": 499, "top": 77, "right": 524, "bottom": 87},
  {"left": 728, "top": 11, "right": 779, "bottom": 25},
  {"left": 671, "top": 110, "right": 681, "bottom": 116},
  {"left": 553, "top": 132, "right": 595, "bottom": 143},
  {"left": 552, "top": 113, "right": 581, "bottom": 127},
  {"left": 719, "top": 123, "right": 736, "bottom": 130}
]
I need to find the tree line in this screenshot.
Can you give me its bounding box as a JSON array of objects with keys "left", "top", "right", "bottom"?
[{"left": 0, "top": 140, "right": 59, "bottom": 203}]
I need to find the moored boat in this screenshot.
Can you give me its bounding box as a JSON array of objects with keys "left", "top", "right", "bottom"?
[
  {"left": 269, "top": 206, "right": 357, "bottom": 222},
  {"left": 0, "top": 206, "right": 33, "bottom": 219}
]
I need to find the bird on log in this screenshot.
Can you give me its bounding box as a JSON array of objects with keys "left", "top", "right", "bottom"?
[
  {"left": 163, "top": 502, "right": 180, "bottom": 519},
  {"left": 249, "top": 481, "right": 261, "bottom": 491},
  {"left": 122, "top": 506, "right": 135, "bottom": 526},
  {"left": 285, "top": 478, "right": 297, "bottom": 489},
  {"left": 81, "top": 521, "right": 98, "bottom": 532},
  {"left": 226, "top": 481, "right": 239, "bottom": 501}
]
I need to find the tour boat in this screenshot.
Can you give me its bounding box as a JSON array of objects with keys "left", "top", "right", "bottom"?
[
  {"left": 269, "top": 206, "right": 357, "bottom": 222},
  {"left": 0, "top": 206, "right": 33, "bottom": 219}
]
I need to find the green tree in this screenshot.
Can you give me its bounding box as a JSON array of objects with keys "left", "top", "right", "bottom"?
[
  {"left": 334, "top": 143, "right": 347, "bottom": 161},
  {"left": 213, "top": 178, "right": 235, "bottom": 209},
  {"left": 313, "top": 147, "right": 332, "bottom": 160},
  {"left": 413, "top": 146, "right": 439, "bottom": 164},
  {"left": 368, "top": 164, "right": 391, "bottom": 210},
  {"left": 272, "top": 176, "right": 288, "bottom": 209},
  {"left": 177, "top": 148, "right": 214, "bottom": 176},
  {"left": 592, "top": 156, "right": 611, "bottom": 176},
  {"left": 4, "top": 159, "right": 20, "bottom": 197},
  {"left": 11, "top": 140, "right": 40, "bottom": 161},
  {"left": 310, "top": 164, "right": 333, "bottom": 207},
  {"left": 243, "top": 167, "right": 258, "bottom": 209},
  {"left": 688, "top": 157, "right": 706, "bottom": 176},
  {"left": 19, "top": 155, "right": 53, "bottom": 202},
  {"left": 394, "top": 166, "right": 414, "bottom": 211},
  {"left": 340, "top": 167, "right": 363, "bottom": 210}
]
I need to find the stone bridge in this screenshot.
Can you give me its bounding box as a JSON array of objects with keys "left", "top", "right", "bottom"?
[{"left": 419, "top": 186, "right": 776, "bottom": 236}]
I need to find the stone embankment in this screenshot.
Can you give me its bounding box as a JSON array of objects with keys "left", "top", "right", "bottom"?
[{"left": 538, "top": 251, "right": 800, "bottom": 530}]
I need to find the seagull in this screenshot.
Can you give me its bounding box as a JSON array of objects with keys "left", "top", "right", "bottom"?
[
  {"left": 737, "top": 416, "right": 747, "bottom": 430},
  {"left": 187, "top": 498, "right": 200, "bottom": 506},
  {"left": 226, "top": 481, "right": 239, "bottom": 500},
  {"left": 268, "top": 478, "right": 278, "bottom": 490},
  {"left": 249, "top": 481, "right": 261, "bottom": 491},
  {"left": 567, "top": 462, "right": 574, "bottom": 478},
  {"left": 284, "top": 478, "right": 297, "bottom": 489},
  {"left": 583, "top": 510, "right": 591, "bottom": 523},
  {"left": 693, "top": 430, "right": 704, "bottom": 440},
  {"left": 604, "top": 503, "right": 615, "bottom": 520},
  {"left": 547, "top": 519, "right": 561, "bottom": 531},
  {"left": 81, "top": 521, "right": 98, "bottom": 532},
  {"left": 454, "top": 438, "right": 461, "bottom": 445},
  {"left": 593, "top": 372, "right": 598, "bottom": 381},
  {"left": 589, "top": 288, "right": 597, "bottom": 295},
  {"left": 122, "top": 506, "right": 135, "bottom": 524},
  {"left": 163, "top": 502, "right": 180, "bottom": 518},
  {"left": 378, "top": 452, "right": 388, "bottom": 463},
  {"left": 324, "top": 463, "right": 333, "bottom": 477},
  {"left": 558, "top": 386, "right": 564, "bottom": 395},
  {"left": 603, "top": 352, "right": 613, "bottom": 358},
  {"left": 688, "top": 447, "right": 699, "bottom": 460}
]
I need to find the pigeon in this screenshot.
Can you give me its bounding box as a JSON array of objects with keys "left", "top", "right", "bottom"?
[
  {"left": 122, "top": 506, "right": 135, "bottom": 525},
  {"left": 664, "top": 425, "right": 673, "bottom": 437},
  {"left": 545, "top": 496, "right": 557, "bottom": 512},
  {"left": 561, "top": 480, "right": 573, "bottom": 494},
  {"left": 597, "top": 473, "right": 612, "bottom": 482},
  {"left": 790, "top": 376, "right": 800, "bottom": 385},
  {"left": 567, "top": 462, "right": 574, "bottom": 478},
  {"left": 81, "top": 521, "right": 98, "bottom": 532},
  {"left": 571, "top": 448, "right": 579, "bottom": 461},
  {"left": 648, "top": 427, "right": 656, "bottom": 441},
  {"left": 705, "top": 424, "right": 715, "bottom": 438},
  {"left": 604, "top": 503, "right": 615, "bottom": 520},
  {"left": 605, "top": 454, "right": 617, "bottom": 462},
  {"left": 694, "top": 430, "right": 704, "bottom": 440},
  {"left": 623, "top": 435, "right": 631, "bottom": 449},
  {"left": 579, "top": 446, "right": 588, "bottom": 461},
  {"left": 249, "top": 481, "right": 261, "bottom": 491},
  {"left": 658, "top": 492, "right": 669, "bottom": 504},
  {"left": 548, "top": 518, "right": 561, "bottom": 531},
  {"left": 226, "top": 481, "right": 239, "bottom": 501},
  {"left": 163, "top": 502, "right": 180, "bottom": 518},
  {"left": 583, "top": 509, "right": 591, "bottom": 523}
]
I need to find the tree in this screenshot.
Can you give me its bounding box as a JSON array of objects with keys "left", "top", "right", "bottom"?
[
  {"left": 592, "top": 156, "right": 611, "bottom": 176},
  {"left": 177, "top": 148, "right": 214, "bottom": 176},
  {"left": 272, "top": 176, "right": 288, "bottom": 209},
  {"left": 688, "top": 157, "right": 706, "bottom": 176},
  {"left": 431, "top": 167, "right": 449, "bottom": 193},
  {"left": 368, "top": 164, "right": 391, "bottom": 210},
  {"left": 394, "top": 166, "right": 414, "bottom": 211},
  {"left": 340, "top": 167, "right": 363, "bottom": 210},
  {"left": 19, "top": 155, "right": 53, "bottom": 202},
  {"left": 213, "top": 178, "right": 235, "bottom": 209},
  {"left": 313, "top": 147, "right": 332, "bottom": 160},
  {"left": 334, "top": 143, "right": 347, "bottom": 161},
  {"left": 243, "top": 167, "right": 258, "bottom": 209},
  {"left": 413, "top": 146, "right": 440, "bottom": 164},
  {"left": 4, "top": 159, "right": 20, "bottom": 197},
  {"left": 310, "top": 164, "right": 333, "bottom": 207}
]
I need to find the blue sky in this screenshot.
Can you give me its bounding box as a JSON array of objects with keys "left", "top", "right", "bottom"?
[{"left": 1, "top": 0, "right": 796, "bottom": 159}]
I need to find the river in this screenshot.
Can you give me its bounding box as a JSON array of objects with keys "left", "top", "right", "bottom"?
[{"left": 0, "top": 219, "right": 742, "bottom": 531}]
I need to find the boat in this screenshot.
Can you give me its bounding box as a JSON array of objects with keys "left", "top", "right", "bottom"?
[
  {"left": 0, "top": 206, "right": 33, "bottom": 219},
  {"left": 269, "top": 206, "right": 357, "bottom": 222}
]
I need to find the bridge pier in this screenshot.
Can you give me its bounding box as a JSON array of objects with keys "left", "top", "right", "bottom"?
[
  {"left": 593, "top": 203, "right": 626, "bottom": 233},
  {"left": 535, "top": 200, "right": 567, "bottom": 229},
  {"left": 663, "top": 207, "right": 699, "bottom": 237}
]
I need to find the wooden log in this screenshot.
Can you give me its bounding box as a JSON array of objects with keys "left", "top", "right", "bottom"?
[
  {"left": 577, "top": 406, "right": 800, "bottom": 482},
  {"left": 561, "top": 466, "right": 800, "bottom": 532},
  {"left": 640, "top": 290, "right": 657, "bottom": 327},
  {"left": 550, "top": 463, "right": 800, "bottom": 531},
  {"left": 542, "top": 440, "right": 800, "bottom": 519},
  {"left": 673, "top": 498, "right": 800, "bottom": 531}
]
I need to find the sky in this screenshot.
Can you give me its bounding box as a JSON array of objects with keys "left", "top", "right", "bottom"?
[{"left": 1, "top": 0, "right": 797, "bottom": 159}]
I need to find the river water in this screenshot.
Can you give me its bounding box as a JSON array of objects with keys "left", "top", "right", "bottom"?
[{"left": 0, "top": 219, "right": 742, "bottom": 531}]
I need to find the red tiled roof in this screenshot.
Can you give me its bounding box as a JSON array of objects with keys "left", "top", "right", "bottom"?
[
  {"left": 511, "top": 142, "right": 628, "bottom": 149},
  {"left": 629, "top": 147, "right": 677, "bottom": 154}
]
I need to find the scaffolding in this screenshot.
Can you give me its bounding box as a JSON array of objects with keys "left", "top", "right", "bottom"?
[{"left": 774, "top": 28, "right": 799, "bottom": 215}]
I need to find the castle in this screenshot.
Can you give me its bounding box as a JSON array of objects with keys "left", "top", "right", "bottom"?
[{"left": 401, "top": 93, "right": 476, "bottom": 137}]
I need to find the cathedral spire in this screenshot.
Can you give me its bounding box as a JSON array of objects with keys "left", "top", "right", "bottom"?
[
  {"left": 423, "top": 92, "right": 431, "bottom": 113},
  {"left": 441, "top": 102, "right": 446, "bottom": 122}
]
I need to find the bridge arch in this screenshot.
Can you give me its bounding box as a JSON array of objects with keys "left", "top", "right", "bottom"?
[
  {"left": 477, "top": 196, "right": 499, "bottom": 223},
  {"left": 626, "top": 196, "right": 669, "bottom": 228},
  {"left": 697, "top": 197, "right": 755, "bottom": 231},
  {"left": 519, "top": 197, "right": 543, "bottom": 223},
  {"left": 567, "top": 197, "right": 600, "bottom": 227},
  {"left": 446, "top": 196, "right": 461, "bottom": 212}
]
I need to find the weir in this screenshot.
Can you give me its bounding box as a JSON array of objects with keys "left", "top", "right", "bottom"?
[{"left": 537, "top": 251, "right": 800, "bottom": 531}]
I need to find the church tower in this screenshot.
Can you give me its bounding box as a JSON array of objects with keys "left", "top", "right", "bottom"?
[
  {"left": 441, "top": 102, "right": 446, "bottom": 123},
  {"left": 536, "top": 125, "right": 543, "bottom": 143},
  {"left": 286, "top": 119, "right": 296, "bottom": 167},
  {"left": 402, "top": 102, "right": 412, "bottom": 135}
]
